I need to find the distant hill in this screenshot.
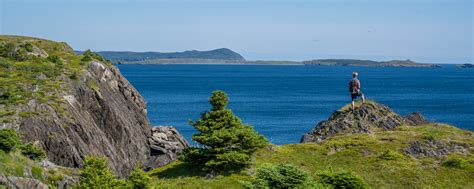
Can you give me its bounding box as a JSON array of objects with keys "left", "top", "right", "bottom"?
[
  {"left": 76, "top": 48, "right": 245, "bottom": 63},
  {"left": 76, "top": 49, "right": 438, "bottom": 68}
]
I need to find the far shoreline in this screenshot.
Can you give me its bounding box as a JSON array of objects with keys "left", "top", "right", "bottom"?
[{"left": 115, "top": 62, "right": 445, "bottom": 68}]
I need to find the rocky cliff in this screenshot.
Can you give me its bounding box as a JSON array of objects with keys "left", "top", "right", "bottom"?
[
  {"left": 0, "top": 35, "right": 188, "bottom": 177},
  {"left": 301, "top": 101, "right": 429, "bottom": 143}
]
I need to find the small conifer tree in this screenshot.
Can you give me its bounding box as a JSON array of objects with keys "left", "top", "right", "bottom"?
[
  {"left": 128, "top": 165, "right": 151, "bottom": 189},
  {"left": 78, "top": 156, "right": 122, "bottom": 188},
  {"left": 182, "top": 90, "right": 268, "bottom": 171}
]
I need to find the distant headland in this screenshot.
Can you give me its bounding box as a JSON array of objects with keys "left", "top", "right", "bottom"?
[{"left": 77, "top": 49, "right": 440, "bottom": 68}]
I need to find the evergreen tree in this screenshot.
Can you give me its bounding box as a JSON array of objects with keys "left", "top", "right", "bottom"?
[
  {"left": 78, "top": 156, "right": 123, "bottom": 188},
  {"left": 183, "top": 90, "right": 268, "bottom": 171},
  {"left": 128, "top": 165, "right": 151, "bottom": 189}
]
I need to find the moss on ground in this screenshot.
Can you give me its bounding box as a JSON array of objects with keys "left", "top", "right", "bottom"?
[{"left": 149, "top": 124, "right": 473, "bottom": 188}]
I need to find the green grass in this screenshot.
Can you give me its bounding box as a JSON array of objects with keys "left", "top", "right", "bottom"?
[
  {"left": 0, "top": 35, "right": 112, "bottom": 122},
  {"left": 149, "top": 124, "right": 474, "bottom": 188},
  {"left": 0, "top": 149, "right": 78, "bottom": 187}
]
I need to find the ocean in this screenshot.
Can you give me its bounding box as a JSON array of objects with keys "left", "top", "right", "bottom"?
[{"left": 117, "top": 64, "right": 474, "bottom": 145}]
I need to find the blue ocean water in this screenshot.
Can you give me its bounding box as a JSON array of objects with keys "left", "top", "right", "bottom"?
[{"left": 117, "top": 64, "right": 474, "bottom": 145}]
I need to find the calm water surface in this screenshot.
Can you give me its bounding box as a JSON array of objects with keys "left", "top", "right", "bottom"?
[{"left": 117, "top": 64, "right": 474, "bottom": 145}]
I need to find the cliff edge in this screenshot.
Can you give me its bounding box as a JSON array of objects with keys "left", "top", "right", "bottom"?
[{"left": 0, "top": 35, "right": 188, "bottom": 177}]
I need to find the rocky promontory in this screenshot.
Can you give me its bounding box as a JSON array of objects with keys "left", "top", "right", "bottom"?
[
  {"left": 0, "top": 35, "right": 188, "bottom": 178},
  {"left": 301, "top": 101, "right": 429, "bottom": 143}
]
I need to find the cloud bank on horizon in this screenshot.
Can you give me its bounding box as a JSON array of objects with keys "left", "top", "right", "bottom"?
[{"left": 1, "top": 0, "right": 472, "bottom": 63}]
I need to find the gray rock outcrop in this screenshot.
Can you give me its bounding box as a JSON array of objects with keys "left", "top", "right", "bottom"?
[
  {"left": 404, "top": 139, "right": 471, "bottom": 158},
  {"left": 146, "top": 126, "right": 189, "bottom": 169},
  {"left": 0, "top": 174, "right": 49, "bottom": 189},
  {"left": 301, "top": 102, "right": 429, "bottom": 143},
  {"left": 8, "top": 60, "right": 188, "bottom": 177}
]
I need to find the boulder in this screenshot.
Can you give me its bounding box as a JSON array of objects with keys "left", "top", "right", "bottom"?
[{"left": 145, "top": 126, "right": 189, "bottom": 170}]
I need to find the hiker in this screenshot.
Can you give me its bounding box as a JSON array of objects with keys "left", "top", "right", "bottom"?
[{"left": 349, "top": 71, "right": 365, "bottom": 111}]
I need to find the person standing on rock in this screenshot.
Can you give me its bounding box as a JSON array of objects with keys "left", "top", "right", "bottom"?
[{"left": 349, "top": 71, "right": 365, "bottom": 112}]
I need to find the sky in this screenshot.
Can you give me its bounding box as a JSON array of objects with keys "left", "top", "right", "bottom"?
[{"left": 1, "top": 0, "right": 472, "bottom": 63}]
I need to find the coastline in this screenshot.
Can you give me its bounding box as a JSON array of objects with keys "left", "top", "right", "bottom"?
[{"left": 116, "top": 61, "right": 440, "bottom": 68}]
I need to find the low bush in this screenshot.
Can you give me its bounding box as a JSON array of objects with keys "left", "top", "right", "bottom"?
[
  {"left": 318, "top": 172, "right": 370, "bottom": 189},
  {"left": 21, "top": 42, "right": 34, "bottom": 52},
  {"left": 245, "top": 164, "right": 323, "bottom": 189},
  {"left": 47, "top": 55, "right": 62, "bottom": 64},
  {"left": 128, "top": 165, "right": 151, "bottom": 189},
  {"left": 69, "top": 72, "right": 78, "bottom": 80},
  {"left": 377, "top": 150, "right": 404, "bottom": 160},
  {"left": 19, "top": 143, "right": 46, "bottom": 160},
  {"left": 0, "top": 128, "right": 21, "bottom": 152},
  {"left": 442, "top": 157, "right": 469, "bottom": 169}
]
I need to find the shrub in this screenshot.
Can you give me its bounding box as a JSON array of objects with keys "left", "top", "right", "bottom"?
[
  {"left": 79, "top": 156, "right": 123, "bottom": 188},
  {"left": 319, "top": 172, "right": 370, "bottom": 189},
  {"left": 246, "top": 164, "right": 318, "bottom": 189},
  {"left": 21, "top": 42, "right": 34, "bottom": 52},
  {"left": 31, "top": 165, "right": 43, "bottom": 179},
  {"left": 19, "top": 143, "right": 46, "bottom": 160},
  {"left": 14, "top": 48, "right": 29, "bottom": 61},
  {"left": 182, "top": 90, "right": 268, "bottom": 171},
  {"left": 47, "top": 55, "right": 62, "bottom": 64},
  {"left": 81, "top": 49, "right": 106, "bottom": 62},
  {"left": 0, "top": 42, "right": 16, "bottom": 58},
  {"left": 69, "top": 72, "right": 78, "bottom": 80},
  {"left": 0, "top": 128, "right": 21, "bottom": 152},
  {"left": 377, "top": 150, "right": 404, "bottom": 160},
  {"left": 81, "top": 54, "right": 93, "bottom": 62},
  {"left": 442, "top": 157, "right": 469, "bottom": 169},
  {"left": 128, "top": 165, "right": 151, "bottom": 189}
]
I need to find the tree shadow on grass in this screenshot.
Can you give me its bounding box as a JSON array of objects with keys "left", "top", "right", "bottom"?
[
  {"left": 150, "top": 162, "right": 240, "bottom": 179},
  {"left": 150, "top": 162, "right": 206, "bottom": 179}
]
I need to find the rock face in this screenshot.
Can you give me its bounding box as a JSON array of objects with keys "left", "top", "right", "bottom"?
[
  {"left": 405, "top": 112, "right": 429, "bottom": 126},
  {"left": 14, "top": 61, "right": 187, "bottom": 177},
  {"left": 0, "top": 174, "right": 49, "bottom": 189},
  {"left": 146, "top": 126, "right": 189, "bottom": 169},
  {"left": 301, "top": 102, "right": 429, "bottom": 143},
  {"left": 404, "top": 139, "right": 471, "bottom": 158}
]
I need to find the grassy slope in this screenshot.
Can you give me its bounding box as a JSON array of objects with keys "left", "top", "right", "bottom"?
[
  {"left": 0, "top": 35, "right": 110, "bottom": 122},
  {"left": 149, "top": 124, "right": 473, "bottom": 189},
  {"left": 0, "top": 150, "right": 78, "bottom": 187}
]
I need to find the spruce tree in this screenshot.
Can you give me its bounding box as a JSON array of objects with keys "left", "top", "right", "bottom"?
[{"left": 183, "top": 90, "right": 268, "bottom": 171}]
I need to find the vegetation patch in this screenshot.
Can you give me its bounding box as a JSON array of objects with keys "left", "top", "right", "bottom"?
[
  {"left": 244, "top": 164, "right": 325, "bottom": 189},
  {"left": 377, "top": 150, "right": 404, "bottom": 161},
  {"left": 318, "top": 172, "right": 370, "bottom": 189},
  {"left": 19, "top": 143, "right": 46, "bottom": 160},
  {"left": 441, "top": 157, "right": 473, "bottom": 172},
  {"left": 0, "top": 129, "right": 21, "bottom": 152}
]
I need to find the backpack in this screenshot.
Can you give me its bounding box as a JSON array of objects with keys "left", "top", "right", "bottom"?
[{"left": 349, "top": 78, "right": 358, "bottom": 94}]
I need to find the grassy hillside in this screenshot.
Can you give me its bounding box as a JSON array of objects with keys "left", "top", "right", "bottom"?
[
  {"left": 0, "top": 35, "right": 110, "bottom": 123},
  {"left": 149, "top": 124, "right": 473, "bottom": 188},
  {"left": 0, "top": 150, "right": 78, "bottom": 187}
]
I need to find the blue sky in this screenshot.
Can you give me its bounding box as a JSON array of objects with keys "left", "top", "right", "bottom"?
[{"left": 1, "top": 0, "right": 472, "bottom": 63}]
